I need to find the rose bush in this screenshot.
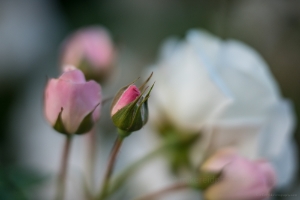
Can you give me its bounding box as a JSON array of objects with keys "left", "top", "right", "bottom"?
[{"left": 147, "top": 29, "right": 296, "bottom": 188}]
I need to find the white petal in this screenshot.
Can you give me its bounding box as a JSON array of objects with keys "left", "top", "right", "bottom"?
[
  {"left": 215, "top": 40, "right": 280, "bottom": 119},
  {"left": 150, "top": 40, "right": 232, "bottom": 131},
  {"left": 258, "top": 100, "right": 295, "bottom": 158}
]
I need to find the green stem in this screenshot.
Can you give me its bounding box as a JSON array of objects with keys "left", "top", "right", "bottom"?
[
  {"left": 134, "top": 182, "right": 189, "bottom": 200},
  {"left": 108, "top": 144, "right": 168, "bottom": 195},
  {"left": 56, "top": 135, "right": 73, "bottom": 200},
  {"left": 88, "top": 128, "right": 97, "bottom": 188},
  {"left": 98, "top": 136, "right": 124, "bottom": 200},
  {"left": 82, "top": 128, "right": 97, "bottom": 199}
]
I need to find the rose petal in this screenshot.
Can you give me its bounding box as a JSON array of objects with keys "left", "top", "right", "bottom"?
[
  {"left": 256, "top": 160, "right": 277, "bottom": 188},
  {"left": 61, "top": 26, "right": 114, "bottom": 70},
  {"left": 111, "top": 85, "right": 140, "bottom": 115},
  {"left": 203, "top": 150, "right": 275, "bottom": 200},
  {"left": 59, "top": 69, "right": 86, "bottom": 83}
]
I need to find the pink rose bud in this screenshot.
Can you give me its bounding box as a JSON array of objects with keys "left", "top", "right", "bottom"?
[
  {"left": 44, "top": 69, "right": 102, "bottom": 134},
  {"left": 110, "top": 73, "right": 154, "bottom": 136},
  {"left": 201, "top": 149, "right": 276, "bottom": 200},
  {"left": 60, "top": 26, "right": 115, "bottom": 83},
  {"left": 111, "top": 85, "right": 141, "bottom": 116}
]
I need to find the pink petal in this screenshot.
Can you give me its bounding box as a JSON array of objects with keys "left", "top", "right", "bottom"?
[
  {"left": 202, "top": 149, "right": 275, "bottom": 200},
  {"left": 111, "top": 85, "right": 140, "bottom": 116},
  {"left": 44, "top": 78, "right": 101, "bottom": 134},
  {"left": 59, "top": 69, "right": 86, "bottom": 83},
  {"left": 81, "top": 27, "right": 114, "bottom": 68},
  {"left": 61, "top": 26, "right": 114, "bottom": 70},
  {"left": 256, "top": 160, "right": 277, "bottom": 188},
  {"left": 63, "top": 65, "right": 77, "bottom": 72}
]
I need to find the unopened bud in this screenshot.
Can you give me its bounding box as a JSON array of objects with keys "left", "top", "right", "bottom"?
[{"left": 110, "top": 73, "right": 154, "bottom": 136}]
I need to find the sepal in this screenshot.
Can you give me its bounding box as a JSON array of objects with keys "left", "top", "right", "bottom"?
[
  {"left": 53, "top": 108, "right": 68, "bottom": 134},
  {"left": 75, "top": 103, "right": 100, "bottom": 134}
]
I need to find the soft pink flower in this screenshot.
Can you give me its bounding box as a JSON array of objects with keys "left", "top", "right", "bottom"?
[
  {"left": 111, "top": 85, "right": 141, "bottom": 116},
  {"left": 60, "top": 26, "right": 115, "bottom": 82},
  {"left": 44, "top": 69, "right": 101, "bottom": 134},
  {"left": 201, "top": 149, "right": 276, "bottom": 200}
]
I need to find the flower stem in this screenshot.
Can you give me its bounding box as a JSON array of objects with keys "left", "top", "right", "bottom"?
[
  {"left": 108, "top": 144, "right": 168, "bottom": 195},
  {"left": 56, "top": 135, "right": 73, "bottom": 200},
  {"left": 98, "top": 136, "right": 124, "bottom": 200},
  {"left": 134, "top": 182, "right": 189, "bottom": 200},
  {"left": 87, "top": 128, "right": 97, "bottom": 188}
]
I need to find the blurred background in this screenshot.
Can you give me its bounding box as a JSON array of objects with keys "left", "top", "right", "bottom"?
[{"left": 0, "top": 0, "right": 300, "bottom": 199}]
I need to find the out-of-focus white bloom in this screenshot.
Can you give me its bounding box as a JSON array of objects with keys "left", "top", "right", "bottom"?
[{"left": 147, "top": 29, "right": 297, "bottom": 188}]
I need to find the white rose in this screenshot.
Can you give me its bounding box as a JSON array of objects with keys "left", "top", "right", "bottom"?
[{"left": 147, "top": 29, "right": 297, "bottom": 188}]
